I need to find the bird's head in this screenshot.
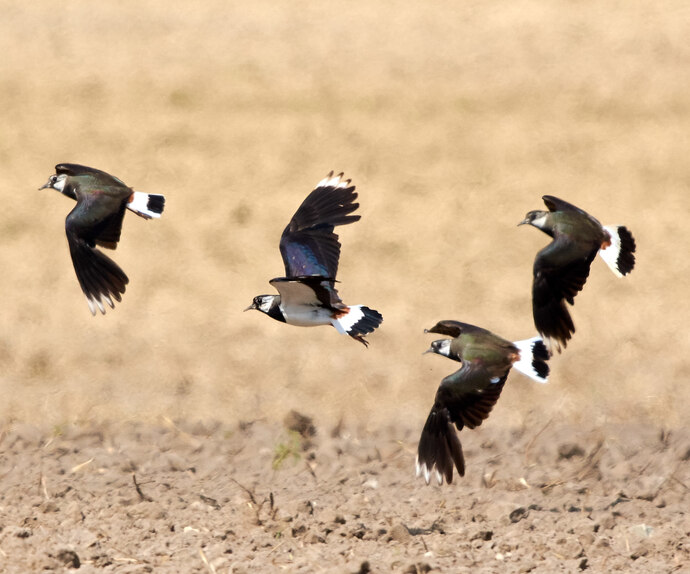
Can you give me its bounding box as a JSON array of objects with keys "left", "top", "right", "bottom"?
[
  {"left": 518, "top": 210, "right": 549, "bottom": 229},
  {"left": 244, "top": 295, "right": 276, "bottom": 314},
  {"left": 39, "top": 172, "right": 68, "bottom": 194},
  {"left": 424, "top": 339, "right": 451, "bottom": 358}
]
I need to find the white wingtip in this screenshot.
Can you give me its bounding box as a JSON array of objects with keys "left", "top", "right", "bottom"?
[
  {"left": 512, "top": 337, "right": 549, "bottom": 383},
  {"left": 422, "top": 463, "right": 431, "bottom": 485},
  {"left": 86, "top": 293, "right": 115, "bottom": 315},
  {"left": 316, "top": 172, "right": 351, "bottom": 190},
  {"left": 416, "top": 456, "right": 441, "bottom": 485}
]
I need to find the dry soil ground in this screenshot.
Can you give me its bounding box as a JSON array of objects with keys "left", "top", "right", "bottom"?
[
  {"left": 1, "top": 1, "right": 689, "bottom": 572},
  {"left": 0, "top": 419, "right": 689, "bottom": 573}
]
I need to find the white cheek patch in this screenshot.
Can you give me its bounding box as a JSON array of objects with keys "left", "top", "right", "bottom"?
[
  {"left": 530, "top": 213, "right": 548, "bottom": 229},
  {"left": 53, "top": 175, "right": 66, "bottom": 192},
  {"left": 258, "top": 297, "right": 274, "bottom": 313},
  {"left": 437, "top": 339, "right": 451, "bottom": 357}
]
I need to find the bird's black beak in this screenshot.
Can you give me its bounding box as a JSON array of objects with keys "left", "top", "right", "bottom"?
[
  {"left": 243, "top": 303, "right": 256, "bottom": 312},
  {"left": 517, "top": 217, "right": 529, "bottom": 226},
  {"left": 39, "top": 180, "right": 53, "bottom": 191}
]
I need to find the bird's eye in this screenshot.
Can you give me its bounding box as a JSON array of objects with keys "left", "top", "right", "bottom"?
[{"left": 50, "top": 175, "right": 57, "bottom": 183}]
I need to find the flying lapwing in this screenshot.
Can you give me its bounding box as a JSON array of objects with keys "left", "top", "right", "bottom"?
[
  {"left": 520, "top": 195, "right": 636, "bottom": 352},
  {"left": 417, "top": 320, "right": 549, "bottom": 485},
  {"left": 40, "top": 163, "right": 165, "bottom": 314},
  {"left": 245, "top": 172, "right": 382, "bottom": 346}
]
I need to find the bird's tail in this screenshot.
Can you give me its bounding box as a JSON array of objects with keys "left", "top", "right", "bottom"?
[
  {"left": 512, "top": 337, "right": 550, "bottom": 383},
  {"left": 599, "top": 225, "right": 636, "bottom": 278},
  {"left": 331, "top": 305, "right": 383, "bottom": 347},
  {"left": 416, "top": 407, "right": 465, "bottom": 485},
  {"left": 127, "top": 191, "right": 166, "bottom": 219}
]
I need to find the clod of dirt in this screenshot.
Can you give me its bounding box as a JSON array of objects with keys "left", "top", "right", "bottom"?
[
  {"left": 350, "top": 524, "right": 370, "bottom": 539},
  {"left": 307, "top": 532, "right": 326, "bottom": 544},
  {"left": 354, "top": 561, "right": 371, "bottom": 574},
  {"left": 56, "top": 549, "right": 80, "bottom": 568},
  {"left": 297, "top": 500, "right": 314, "bottom": 515},
  {"left": 403, "top": 563, "right": 432, "bottom": 573},
  {"left": 470, "top": 530, "right": 493, "bottom": 541},
  {"left": 91, "top": 554, "right": 113, "bottom": 568},
  {"left": 509, "top": 507, "right": 529, "bottom": 523},
  {"left": 291, "top": 523, "right": 307, "bottom": 537},
  {"left": 284, "top": 410, "right": 316, "bottom": 439},
  {"left": 558, "top": 443, "right": 586, "bottom": 459},
  {"left": 388, "top": 523, "right": 412, "bottom": 543},
  {"left": 41, "top": 500, "right": 60, "bottom": 513}
]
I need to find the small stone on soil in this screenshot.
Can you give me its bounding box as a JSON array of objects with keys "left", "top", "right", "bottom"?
[
  {"left": 56, "top": 549, "right": 80, "bottom": 568},
  {"left": 558, "top": 443, "right": 586, "bottom": 459},
  {"left": 284, "top": 410, "right": 316, "bottom": 439}
]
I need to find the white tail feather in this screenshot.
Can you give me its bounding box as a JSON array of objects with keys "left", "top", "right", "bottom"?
[
  {"left": 127, "top": 191, "right": 163, "bottom": 219},
  {"left": 512, "top": 337, "right": 549, "bottom": 384},
  {"left": 599, "top": 225, "right": 624, "bottom": 277},
  {"left": 331, "top": 305, "right": 366, "bottom": 335}
]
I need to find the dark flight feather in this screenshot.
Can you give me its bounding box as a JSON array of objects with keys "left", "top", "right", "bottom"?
[{"left": 279, "top": 177, "right": 360, "bottom": 278}]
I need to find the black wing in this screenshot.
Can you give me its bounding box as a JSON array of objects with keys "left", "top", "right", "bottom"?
[
  {"left": 532, "top": 237, "right": 598, "bottom": 349},
  {"left": 417, "top": 406, "right": 465, "bottom": 483},
  {"left": 66, "top": 231, "right": 129, "bottom": 314},
  {"left": 436, "top": 364, "right": 508, "bottom": 431},
  {"left": 417, "top": 364, "right": 508, "bottom": 484},
  {"left": 425, "top": 320, "right": 464, "bottom": 338},
  {"left": 542, "top": 195, "right": 588, "bottom": 215},
  {"left": 66, "top": 190, "right": 128, "bottom": 249},
  {"left": 426, "top": 320, "right": 487, "bottom": 339},
  {"left": 279, "top": 173, "right": 360, "bottom": 279},
  {"left": 65, "top": 197, "right": 129, "bottom": 314}
]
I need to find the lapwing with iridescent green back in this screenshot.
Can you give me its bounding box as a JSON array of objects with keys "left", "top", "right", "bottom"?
[
  {"left": 417, "top": 320, "right": 549, "bottom": 485},
  {"left": 520, "top": 195, "right": 636, "bottom": 352},
  {"left": 40, "top": 163, "right": 165, "bottom": 315}
]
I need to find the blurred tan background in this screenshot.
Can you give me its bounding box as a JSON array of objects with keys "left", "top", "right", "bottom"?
[{"left": 1, "top": 1, "right": 688, "bottom": 430}]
